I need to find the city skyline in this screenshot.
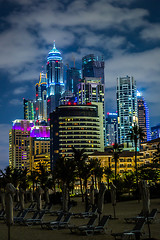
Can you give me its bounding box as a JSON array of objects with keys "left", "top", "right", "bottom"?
[{"left": 0, "top": 0, "right": 160, "bottom": 169}]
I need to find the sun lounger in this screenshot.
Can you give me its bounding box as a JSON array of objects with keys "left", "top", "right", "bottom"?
[
  {"left": 81, "top": 215, "right": 110, "bottom": 235},
  {"left": 50, "top": 204, "right": 72, "bottom": 216},
  {"left": 68, "top": 214, "right": 97, "bottom": 234},
  {"left": 22, "top": 210, "right": 45, "bottom": 226},
  {"left": 0, "top": 209, "right": 5, "bottom": 220},
  {"left": 14, "top": 209, "right": 28, "bottom": 223},
  {"left": 26, "top": 202, "right": 36, "bottom": 212},
  {"left": 41, "top": 212, "right": 64, "bottom": 229},
  {"left": 41, "top": 212, "right": 72, "bottom": 230},
  {"left": 14, "top": 202, "right": 21, "bottom": 211},
  {"left": 111, "top": 218, "right": 145, "bottom": 240},
  {"left": 73, "top": 205, "right": 97, "bottom": 218},
  {"left": 124, "top": 208, "right": 158, "bottom": 224}
]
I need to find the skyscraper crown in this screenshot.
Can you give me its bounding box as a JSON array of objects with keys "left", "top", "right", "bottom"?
[{"left": 47, "top": 41, "right": 62, "bottom": 61}]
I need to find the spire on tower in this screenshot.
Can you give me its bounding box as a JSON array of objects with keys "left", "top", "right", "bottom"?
[{"left": 53, "top": 40, "right": 56, "bottom": 49}]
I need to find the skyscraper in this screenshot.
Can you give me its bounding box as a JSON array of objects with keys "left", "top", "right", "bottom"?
[
  {"left": 117, "top": 76, "right": 138, "bottom": 145},
  {"left": 46, "top": 42, "right": 64, "bottom": 119},
  {"left": 77, "top": 77, "right": 105, "bottom": 146},
  {"left": 137, "top": 91, "right": 151, "bottom": 142},
  {"left": 106, "top": 112, "right": 118, "bottom": 146},
  {"left": 82, "top": 54, "right": 105, "bottom": 84},
  {"left": 66, "top": 67, "right": 81, "bottom": 96},
  {"left": 35, "top": 72, "right": 47, "bottom": 124},
  {"left": 23, "top": 99, "right": 34, "bottom": 120}
]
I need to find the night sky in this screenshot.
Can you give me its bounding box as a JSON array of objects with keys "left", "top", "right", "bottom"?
[{"left": 0, "top": 0, "right": 160, "bottom": 169}]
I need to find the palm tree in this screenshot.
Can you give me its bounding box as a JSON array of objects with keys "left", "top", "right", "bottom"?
[
  {"left": 37, "top": 163, "right": 50, "bottom": 189},
  {"left": 72, "top": 147, "right": 87, "bottom": 201},
  {"left": 129, "top": 124, "right": 145, "bottom": 198},
  {"left": 104, "top": 167, "right": 114, "bottom": 190},
  {"left": 89, "top": 158, "right": 104, "bottom": 189},
  {"left": 112, "top": 143, "right": 122, "bottom": 183}
]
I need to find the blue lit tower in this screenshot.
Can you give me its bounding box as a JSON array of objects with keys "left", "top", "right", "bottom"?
[
  {"left": 137, "top": 91, "right": 151, "bottom": 142},
  {"left": 46, "top": 42, "right": 64, "bottom": 119}
]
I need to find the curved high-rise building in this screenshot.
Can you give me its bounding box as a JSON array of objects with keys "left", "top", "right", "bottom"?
[{"left": 46, "top": 42, "right": 64, "bottom": 119}]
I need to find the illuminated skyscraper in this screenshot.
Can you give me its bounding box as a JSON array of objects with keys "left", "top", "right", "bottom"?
[
  {"left": 23, "top": 99, "right": 34, "bottom": 120},
  {"left": 46, "top": 42, "right": 64, "bottom": 119},
  {"left": 82, "top": 54, "right": 105, "bottom": 84},
  {"left": 117, "top": 76, "right": 138, "bottom": 145},
  {"left": 35, "top": 72, "right": 47, "bottom": 124},
  {"left": 137, "top": 91, "right": 151, "bottom": 142},
  {"left": 77, "top": 77, "right": 105, "bottom": 146}
]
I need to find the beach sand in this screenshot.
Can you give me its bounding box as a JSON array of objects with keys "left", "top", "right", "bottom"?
[{"left": 0, "top": 197, "right": 160, "bottom": 240}]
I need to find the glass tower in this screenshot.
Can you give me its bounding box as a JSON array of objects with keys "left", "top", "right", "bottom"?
[
  {"left": 46, "top": 42, "right": 64, "bottom": 119},
  {"left": 117, "top": 76, "right": 138, "bottom": 145}
]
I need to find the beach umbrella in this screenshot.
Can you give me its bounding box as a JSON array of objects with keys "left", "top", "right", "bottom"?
[
  {"left": 0, "top": 190, "right": 5, "bottom": 210},
  {"left": 110, "top": 183, "right": 117, "bottom": 219},
  {"left": 19, "top": 187, "right": 25, "bottom": 210},
  {"left": 15, "top": 189, "right": 19, "bottom": 203},
  {"left": 45, "top": 187, "right": 50, "bottom": 204},
  {"left": 90, "top": 184, "right": 94, "bottom": 210},
  {"left": 139, "top": 180, "right": 151, "bottom": 239},
  {"left": 29, "top": 188, "right": 34, "bottom": 203},
  {"left": 36, "top": 187, "right": 44, "bottom": 211},
  {"left": 62, "top": 184, "right": 69, "bottom": 212},
  {"left": 97, "top": 182, "right": 106, "bottom": 222},
  {"left": 139, "top": 180, "right": 150, "bottom": 216},
  {"left": 5, "top": 183, "right": 16, "bottom": 240}
]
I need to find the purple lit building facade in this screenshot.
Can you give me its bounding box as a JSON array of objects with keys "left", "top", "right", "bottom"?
[{"left": 9, "top": 120, "right": 50, "bottom": 170}]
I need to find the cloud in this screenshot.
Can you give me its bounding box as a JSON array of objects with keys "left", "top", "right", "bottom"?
[
  {"left": 9, "top": 99, "right": 23, "bottom": 105},
  {"left": 105, "top": 47, "right": 160, "bottom": 120},
  {"left": 13, "top": 86, "right": 28, "bottom": 95},
  {"left": 140, "top": 23, "right": 160, "bottom": 41}
]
